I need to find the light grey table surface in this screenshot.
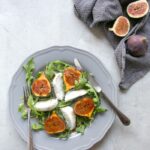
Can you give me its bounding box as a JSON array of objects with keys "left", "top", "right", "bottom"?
[{"left": 0, "top": 0, "right": 150, "bottom": 150}]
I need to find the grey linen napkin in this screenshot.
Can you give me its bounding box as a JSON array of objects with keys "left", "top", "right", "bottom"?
[{"left": 74, "top": 0, "right": 150, "bottom": 90}]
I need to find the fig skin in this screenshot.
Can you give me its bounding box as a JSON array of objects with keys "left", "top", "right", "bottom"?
[{"left": 126, "top": 35, "right": 148, "bottom": 57}]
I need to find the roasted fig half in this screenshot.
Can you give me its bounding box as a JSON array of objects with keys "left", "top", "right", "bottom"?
[
  {"left": 63, "top": 67, "right": 81, "bottom": 91},
  {"left": 74, "top": 97, "right": 95, "bottom": 118},
  {"left": 31, "top": 72, "right": 51, "bottom": 97},
  {"left": 44, "top": 112, "right": 66, "bottom": 134}
]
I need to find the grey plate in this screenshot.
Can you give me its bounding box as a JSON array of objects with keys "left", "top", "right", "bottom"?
[{"left": 9, "top": 46, "right": 117, "bottom": 150}]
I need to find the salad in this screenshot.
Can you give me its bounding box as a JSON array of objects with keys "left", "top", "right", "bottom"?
[{"left": 18, "top": 58, "right": 106, "bottom": 139}]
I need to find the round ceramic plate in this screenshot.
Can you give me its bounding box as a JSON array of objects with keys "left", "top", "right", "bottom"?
[{"left": 9, "top": 46, "right": 117, "bottom": 150}]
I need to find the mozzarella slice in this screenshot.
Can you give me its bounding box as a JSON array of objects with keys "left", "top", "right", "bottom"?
[
  {"left": 34, "top": 98, "right": 58, "bottom": 111},
  {"left": 65, "top": 89, "right": 87, "bottom": 102},
  {"left": 52, "top": 73, "right": 64, "bottom": 100},
  {"left": 61, "top": 106, "right": 76, "bottom": 130}
]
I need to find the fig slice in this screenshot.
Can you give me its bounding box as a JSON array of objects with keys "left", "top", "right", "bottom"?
[
  {"left": 31, "top": 72, "right": 51, "bottom": 97},
  {"left": 109, "top": 16, "right": 130, "bottom": 37},
  {"left": 74, "top": 97, "right": 95, "bottom": 118},
  {"left": 44, "top": 112, "right": 66, "bottom": 134},
  {"left": 63, "top": 67, "right": 81, "bottom": 91},
  {"left": 127, "top": 0, "right": 149, "bottom": 18}
]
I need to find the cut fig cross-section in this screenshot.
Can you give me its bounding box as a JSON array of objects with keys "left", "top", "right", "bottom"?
[
  {"left": 31, "top": 72, "right": 51, "bottom": 97},
  {"left": 44, "top": 112, "right": 66, "bottom": 134},
  {"left": 63, "top": 67, "right": 81, "bottom": 91},
  {"left": 127, "top": 0, "right": 149, "bottom": 19},
  {"left": 109, "top": 16, "right": 130, "bottom": 37},
  {"left": 74, "top": 97, "right": 95, "bottom": 118}
]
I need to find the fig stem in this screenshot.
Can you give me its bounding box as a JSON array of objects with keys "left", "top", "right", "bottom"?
[{"left": 108, "top": 28, "right": 113, "bottom": 31}]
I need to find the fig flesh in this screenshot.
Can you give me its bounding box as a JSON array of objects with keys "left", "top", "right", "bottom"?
[
  {"left": 127, "top": 0, "right": 149, "bottom": 18},
  {"left": 126, "top": 35, "right": 148, "bottom": 57},
  {"left": 44, "top": 112, "right": 66, "bottom": 134},
  {"left": 63, "top": 67, "right": 81, "bottom": 91},
  {"left": 109, "top": 16, "right": 130, "bottom": 37},
  {"left": 74, "top": 97, "right": 95, "bottom": 118},
  {"left": 31, "top": 73, "right": 51, "bottom": 97}
]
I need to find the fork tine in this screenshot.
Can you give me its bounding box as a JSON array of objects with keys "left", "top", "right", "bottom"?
[
  {"left": 25, "top": 86, "right": 29, "bottom": 98},
  {"left": 23, "top": 86, "right": 27, "bottom": 107},
  {"left": 23, "top": 87, "right": 25, "bottom": 101},
  {"left": 27, "top": 84, "right": 31, "bottom": 96}
]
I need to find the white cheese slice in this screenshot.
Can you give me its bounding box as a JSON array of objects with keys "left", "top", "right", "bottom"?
[
  {"left": 65, "top": 89, "right": 87, "bottom": 102},
  {"left": 52, "top": 73, "right": 64, "bottom": 100},
  {"left": 61, "top": 106, "right": 76, "bottom": 130},
  {"left": 34, "top": 98, "right": 58, "bottom": 111}
]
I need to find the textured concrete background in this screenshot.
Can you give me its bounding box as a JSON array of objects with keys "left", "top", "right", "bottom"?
[{"left": 0, "top": 0, "right": 150, "bottom": 150}]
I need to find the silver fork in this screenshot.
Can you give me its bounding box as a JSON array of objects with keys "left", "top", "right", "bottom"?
[
  {"left": 23, "top": 86, "right": 34, "bottom": 150},
  {"left": 74, "top": 58, "right": 130, "bottom": 126}
]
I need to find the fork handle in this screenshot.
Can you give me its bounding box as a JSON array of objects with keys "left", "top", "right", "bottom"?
[
  {"left": 27, "top": 109, "right": 34, "bottom": 150},
  {"left": 102, "top": 92, "right": 131, "bottom": 126}
]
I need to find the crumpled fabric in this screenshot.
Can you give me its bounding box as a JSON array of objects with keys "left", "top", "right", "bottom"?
[{"left": 74, "top": 0, "right": 150, "bottom": 90}]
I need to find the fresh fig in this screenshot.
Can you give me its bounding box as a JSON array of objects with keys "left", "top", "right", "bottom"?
[
  {"left": 126, "top": 35, "right": 148, "bottom": 57},
  {"left": 109, "top": 16, "right": 130, "bottom": 37},
  {"left": 127, "top": 0, "right": 149, "bottom": 18}
]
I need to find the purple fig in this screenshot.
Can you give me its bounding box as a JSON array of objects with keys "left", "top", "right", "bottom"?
[{"left": 126, "top": 35, "right": 148, "bottom": 57}]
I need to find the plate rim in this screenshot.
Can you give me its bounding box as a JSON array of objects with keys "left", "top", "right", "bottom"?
[{"left": 9, "top": 46, "right": 117, "bottom": 150}]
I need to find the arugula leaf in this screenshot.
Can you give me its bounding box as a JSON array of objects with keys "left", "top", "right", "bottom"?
[
  {"left": 76, "top": 124, "right": 85, "bottom": 133},
  {"left": 54, "top": 108, "right": 65, "bottom": 120},
  {"left": 57, "top": 101, "right": 72, "bottom": 108},
  {"left": 45, "top": 60, "right": 70, "bottom": 80},
  {"left": 32, "top": 123, "right": 44, "bottom": 131},
  {"left": 75, "top": 72, "right": 89, "bottom": 90},
  {"left": 27, "top": 95, "right": 43, "bottom": 118},
  {"left": 95, "top": 107, "right": 107, "bottom": 113},
  {"left": 76, "top": 116, "right": 92, "bottom": 134},
  {"left": 86, "top": 83, "right": 100, "bottom": 105},
  {"left": 23, "top": 58, "right": 35, "bottom": 86},
  {"left": 18, "top": 103, "right": 27, "bottom": 119},
  {"left": 85, "top": 83, "right": 107, "bottom": 116},
  {"left": 55, "top": 129, "right": 71, "bottom": 139},
  {"left": 27, "top": 95, "right": 35, "bottom": 108},
  {"left": 93, "top": 106, "right": 107, "bottom": 116}
]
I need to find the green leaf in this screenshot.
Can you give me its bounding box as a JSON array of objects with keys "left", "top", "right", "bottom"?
[
  {"left": 55, "top": 129, "right": 71, "bottom": 139},
  {"left": 75, "top": 116, "right": 91, "bottom": 134},
  {"left": 45, "top": 60, "right": 70, "bottom": 80},
  {"left": 86, "top": 83, "right": 100, "bottom": 105},
  {"left": 95, "top": 107, "right": 107, "bottom": 113},
  {"left": 57, "top": 101, "right": 72, "bottom": 108},
  {"left": 31, "top": 123, "right": 44, "bottom": 130},
  {"left": 75, "top": 72, "right": 89, "bottom": 90},
  {"left": 27, "top": 95, "right": 42, "bottom": 118},
  {"left": 18, "top": 103, "right": 27, "bottom": 119},
  {"left": 23, "top": 58, "right": 35, "bottom": 86},
  {"left": 27, "top": 95, "right": 35, "bottom": 108},
  {"left": 76, "top": 124, "right": 85, "bottom": 134},
  {"left": 45, "top": 63, "right": 55, "bottom": 80},
  {"left": 93, "top": 106, "right": 107, "bottom": 116}
]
